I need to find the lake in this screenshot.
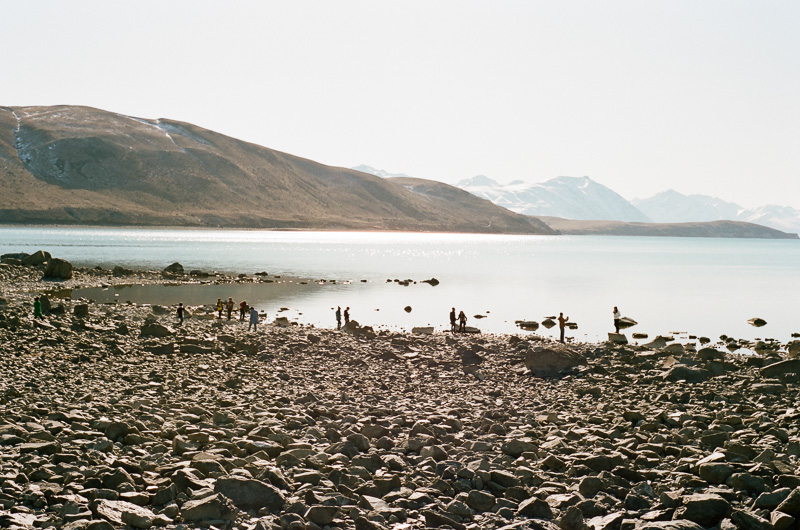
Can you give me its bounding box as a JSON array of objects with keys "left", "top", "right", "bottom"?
[{"left": 1, "top": 227, "right": 798, "bottom": 344}]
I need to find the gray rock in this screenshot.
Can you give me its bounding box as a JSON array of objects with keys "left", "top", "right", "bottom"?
[
  {"left": 23, "top": 250, "right": 51, "bottom": 266},
  {"left": 776, "top": 487, "right": 800, "bottom": 517},
  {"left": 163, "top": 262, "right": 184, "bottom": 274},
  {"left": 180, "top": 494, "right": 237, "bottom": 522},
  {"left": 559, "top": 505, "right": 589, "bottom": 530},
  {"left": 674, "top": 494, "right": 731, "bottom": 527},
  {"left": 754, "top": 488, "right": 791, "bottom": 509},
  {"left": 525, "top": 345, "right": 585, "bottom": 377},
  {"left": 91, "top": 499, "right": 157, "bottom": 528},
  {"left": 636, "top": 522, "right": 704, "bottom": 530},
  {"left": 698, "top": 463, "right": 735, "bottom": 484},
  {"left": 771, "top": 510, "right": 795, "bottom": 530},
  {"left": 140, "top": 323, "right": 174, "bottom": 338},
  {"left": 761, "top": 360, "right": 800, "bottom": 379},
  {"left": 43, "top": 258, "right": 73, "bottom": 279},
  {"left": 502, "top": 439, "right": 536, "bottom": 457},
  {"left": 466, "top": 490, "right": 496, "bottom": 512},
  {"left": 214, "top": 476, "right": 285, "bottom": 512},
  {"left": 517, "top": 497, "right": 553, "bottom": 519},
  {"left": 731, "top": 509, "right": 773, "bottom": 530},
  {"left": 608, "top": 333, "right": 628, "bottom": 344},
  {"left": 664, "top": 365, "right": 710, "bottom": 383},
  {"left": 306, "top": 505, "right": 338, "bottom": 525}
]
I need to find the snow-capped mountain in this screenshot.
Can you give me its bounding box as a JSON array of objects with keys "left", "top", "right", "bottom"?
[
  {"left": 740, "top": 205, "right": 800, "bottom": 234},
  {"left": 634, "top": 190, "right": 800, "bottom": 235},
  {"left": 356, "top": 165, "right": 800, "bottom": 235},
  {"left": 632, "top": 190, "right": 744, "bottom": 223},
  {"left": 457, "top": 175, "right": 651, "bottom": 222}
]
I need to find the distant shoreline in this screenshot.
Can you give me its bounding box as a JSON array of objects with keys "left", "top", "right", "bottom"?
[{"left": 0, "top": 223, "right": 798, "bottom": 240}]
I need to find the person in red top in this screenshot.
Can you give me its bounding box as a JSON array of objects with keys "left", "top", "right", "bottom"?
[{"left": 239, "top": 300, "right": 248, "bottom": 321}]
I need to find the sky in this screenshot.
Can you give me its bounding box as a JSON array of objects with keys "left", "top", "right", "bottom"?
[{"left": 3, "top": 1, "right": 799, "bottom": 209}]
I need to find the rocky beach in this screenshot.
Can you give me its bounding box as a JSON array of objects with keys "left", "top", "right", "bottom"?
[{"left": 2, "top": 255, "right": 800, "bottom": 530}]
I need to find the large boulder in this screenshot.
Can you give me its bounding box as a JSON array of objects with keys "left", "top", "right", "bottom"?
[
  {"left": 664, "top": 365, "right": 710, "bottom": 383},
  {"left": 163, "top": 262, "right": 184, "bottom": 274},
  {"left": 140, "top": 323, "right": 175, "bottom": 338},
  {"left": 90, "top": 499, "right": 158, "bottom": 528},
  {"left": 608, "top": 333, "right": 628, "bottom": 344},
  {"left": 181, "top": 494, "right": 237, "bottom": 523},
  {"left": 674, "top": 494, "right": 731, "bottom": 527},
  {"left": 525, "top": 346, "right": 585, "bottom": 377},
  {"left": 760, "top": 359, "right": 800, "bottom": 379},
  {"left": 214, "top": 476, "right": 285, "bottom": 513},
  {"left": 22, "top": 250, "right": 51, "bottom": 266},
  {"left": 43, "top": 258, "right": 73, "bottom": 280}
]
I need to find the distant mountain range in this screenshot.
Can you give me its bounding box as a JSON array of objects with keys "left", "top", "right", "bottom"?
[
  {"left": 632, "top": 191, "right": 800, "bottom": 235},
  {"left": 358, "top": 166, "right": 799, "bottom": 238},
  {"left": 0, "top": 106, "right": 554, "bottom": 234},
  {"left": 456, "top": 175, "right": 650, "bottom": 222}
]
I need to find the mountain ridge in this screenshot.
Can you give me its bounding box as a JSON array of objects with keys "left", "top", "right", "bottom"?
[{"left": 0, "top": 105, "right": 555, "bottom": 234}]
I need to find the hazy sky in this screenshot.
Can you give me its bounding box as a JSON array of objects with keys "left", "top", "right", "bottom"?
[{"left": 4, "top": 1, "right": 799, "bottom": 208}]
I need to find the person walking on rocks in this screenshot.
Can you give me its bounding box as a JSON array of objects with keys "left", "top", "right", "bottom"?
[
  {"left": 226, "top": 297, "right": 234, "bottom": 320},
  {"left": 344, "top": 307, "right": 350, "bottom": 325},
  {"left": 176, "top": 303, "right": 185, "bottom": 325},
  {"left": 335, "top": 306, "right": 342, "bottom": 330},
  {"left": 450, "top": 308, "right": 457, "bottom": 332},
  {"left": 216, "top": 298, "right": 223, "bottom": 319},
  {"left": 33, "top": 296, "right": 43, "bottom": 319},
  {"left": 613, "top": 306, "right": 621, "bottom": 334},
  {"left": 558, "top": 312, "right": 569, "bottom": 343},
  {"left": 458, "top": 310, "right": 467, "bottom": 333},
  {"left": 239, "top": 300, "right": 247, "bottom": 321},
  {"left": 249, "top": 307, "right": 259, "bottom": 331}
]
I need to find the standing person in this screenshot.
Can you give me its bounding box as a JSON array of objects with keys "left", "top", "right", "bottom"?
[
  {"left": 176, "top": 303, "right": 185, "bottom": 325},
  {"left": 216, "top": 298, "right": 223, "bottom": 319},
  {"left": 239, "top": 300, "right": 247, "bottom": 321},
  {"left": 458, "top": 310, "right": 467, "bottom": 333},
  {"left": 613, "top": 306, "right": 621, "bottom": 334},
  {"left": 449, "top": 308, "right": 457, "bottom": 332},
  {"left": 335, "top": 306, "right": 342, "bottom": 330},
  {"left": 344, "top": 307, "right": 350, "bottom": 324},
  {"left": 226, "top": 297, "right": 234, "bottom": 320},
  {"left": 249, "top": 307, "right": 259, "bottom": 331},
  {"left": 558, "top": 312, "right": 569, "bottom": 343},
  {"left": 33, "top": 296, "right": 43, "bottom": 319}
]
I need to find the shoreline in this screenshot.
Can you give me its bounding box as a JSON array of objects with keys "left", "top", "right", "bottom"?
[
  {"left": 2, "top": 259, "right": 800, "bottom": 528},
  {"left": 2, "top": 256, "right": 796, "bottom": 349}
]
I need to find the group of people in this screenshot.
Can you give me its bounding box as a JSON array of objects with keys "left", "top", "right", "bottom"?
[
  {"left": 173, "top": 298, "right": 261, "bottom": 331},
  {"left": 334, "top": 306, "right": 350, "bottom": 329},
  {"left": 37, "top": 294, "right": 622, "bottom": 340},
  {"left": 449, "top": 308, "right": 468, "bottom": 332}
]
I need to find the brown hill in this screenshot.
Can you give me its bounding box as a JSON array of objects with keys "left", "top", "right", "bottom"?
[
  {"left": 538, "top": 216, "right": 798, "bottom": 239},
  {"left": 0, "top": 105, "right": 555, "bottom": 234}
]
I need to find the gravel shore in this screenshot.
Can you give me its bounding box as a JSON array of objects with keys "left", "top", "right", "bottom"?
[{"left": 2, "top": 260, "right": 800, "bottom": 530}]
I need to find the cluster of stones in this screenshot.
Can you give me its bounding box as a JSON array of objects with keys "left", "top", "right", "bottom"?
[{"left": 1, "top": 265, "right": 800, "bottom": 529}]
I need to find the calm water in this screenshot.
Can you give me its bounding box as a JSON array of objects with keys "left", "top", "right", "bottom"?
[{"left": 1, "top": 227, "right": 798, "bottom": 344}]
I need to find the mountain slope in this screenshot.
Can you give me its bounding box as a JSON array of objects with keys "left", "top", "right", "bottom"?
[
  {"left": 457, "top": 175, "right": 651, "bottom": 222},
  {"left": 0, "top": 105, "right": 553, "bottom": 234}
]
